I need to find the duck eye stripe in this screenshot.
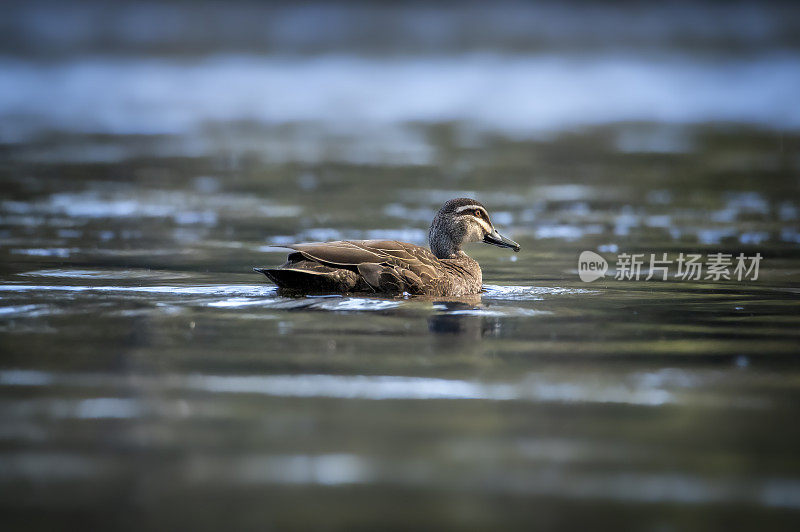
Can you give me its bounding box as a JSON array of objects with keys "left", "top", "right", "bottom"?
[{"left": 455, "top": 204, "right": 484, "bottom": 214}]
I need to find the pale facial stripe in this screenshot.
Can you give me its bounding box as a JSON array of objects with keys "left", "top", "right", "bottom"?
[
  {"left": 454, "top": 205, "right": 493, "bottom": 233},
  {"left": 454, "top": 204, "right": 485, "bottom": 214},
  {"left": 474, "top": 217, "right": 493, "bottom": 233}
]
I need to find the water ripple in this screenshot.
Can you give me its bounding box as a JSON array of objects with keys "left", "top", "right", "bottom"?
[
  {"left": 483, "top": 284, "right": 598, "bottom": 300},
  {"left": 0, "top": 284, "right": 276, "bottom": 296},
  {"left": 19, "top": 268, "right": 195, "bottom": 280},
  {"left": 0, "top": 370, "right": 690, "bottom": 407}
]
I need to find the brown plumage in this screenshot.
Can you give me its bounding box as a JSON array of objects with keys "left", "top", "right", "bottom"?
[{"left": 255, "top": 198, "right": 520, "bottom": 296}]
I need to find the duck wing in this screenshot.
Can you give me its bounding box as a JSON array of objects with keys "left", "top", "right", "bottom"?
[{"left": 274, "top": 240, "right": 444, "bottom": 294}]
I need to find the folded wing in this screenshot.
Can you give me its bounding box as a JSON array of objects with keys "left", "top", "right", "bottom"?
[{"left": 258, "top": 240, "right": 443, "bottom": 294}]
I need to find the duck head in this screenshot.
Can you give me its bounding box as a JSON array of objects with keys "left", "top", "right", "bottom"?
[{"left": 429, "top": 198, "right": 520, "bottom": 259}]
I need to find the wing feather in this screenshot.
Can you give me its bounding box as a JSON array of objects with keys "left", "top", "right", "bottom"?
[
  {"left": 280, "top": 240, "right": 439, "bottom": 269},
  {"left": 265, "top": 240, "right": 444, "bottom": 294}
]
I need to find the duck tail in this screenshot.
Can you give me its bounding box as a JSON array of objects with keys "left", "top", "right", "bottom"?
[
  {"left": 253, "top": 267, "right": 291, "bottom": 288},
  {"left": 254, "top": 266, "right": 351, "bottom": 292}
]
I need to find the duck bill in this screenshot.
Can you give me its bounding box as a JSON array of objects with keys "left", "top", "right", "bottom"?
[{"left": 483, "top": 229, "right": 520, "bottom": 252}]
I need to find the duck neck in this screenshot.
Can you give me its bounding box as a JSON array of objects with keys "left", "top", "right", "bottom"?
[{"left": 429, "top": 228, "right": 461, "bottom": 259}]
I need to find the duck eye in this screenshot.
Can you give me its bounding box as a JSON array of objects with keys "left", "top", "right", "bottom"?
[{"left": 474, "top": 210, "right": 481, "bottom": 218}]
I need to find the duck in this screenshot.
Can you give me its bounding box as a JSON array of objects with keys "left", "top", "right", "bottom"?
[{"left": 254, "top": 198, "right": 520, "bottom": 296}]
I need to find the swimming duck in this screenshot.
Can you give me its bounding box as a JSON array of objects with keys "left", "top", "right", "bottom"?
[{"left": 255, "top": 198, "right": 520, "bottom": 296}]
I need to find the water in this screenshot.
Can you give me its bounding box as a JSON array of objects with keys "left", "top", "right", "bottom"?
[
  {"left": 3, "top": 53, "right": 800, "bottom": 141},
  {"left": 2, "top": 1, "right": 800, "bottom": 530}
]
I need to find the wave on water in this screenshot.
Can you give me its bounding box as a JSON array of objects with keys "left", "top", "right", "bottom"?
[{"left": 482, "top": 285, "right": 598, "bottom": 300}]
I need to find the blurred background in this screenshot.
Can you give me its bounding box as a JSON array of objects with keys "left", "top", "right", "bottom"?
[{"left": 1, "top": 1, "right": 800, "bottom": 530}]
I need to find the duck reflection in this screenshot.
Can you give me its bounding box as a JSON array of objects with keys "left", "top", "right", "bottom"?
[{"left": 427, "top": 299, "right": 499, "bottom": 340}]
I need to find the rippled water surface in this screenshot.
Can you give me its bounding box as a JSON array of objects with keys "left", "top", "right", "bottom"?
[
  {"left": 2, "top": 1, "right": 800, "bottom": 530},
  {"left": 3, "top": 124, "right": 799, "bottom": 530}
]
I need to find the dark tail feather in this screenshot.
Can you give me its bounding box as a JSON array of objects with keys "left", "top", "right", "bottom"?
[
  {"left": 254, "top": 267, "right": 292, "bottom": 288},
  {"left": 254, "top": 267, "right": 340, "bottom": 291},
  {"left": 253, "top": 268, "right": 274, "bottom": 281}
]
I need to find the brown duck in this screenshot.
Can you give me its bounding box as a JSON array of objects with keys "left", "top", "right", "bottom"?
[{"left": 255, "top": 198, "right": 520, "bottom": 296}]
